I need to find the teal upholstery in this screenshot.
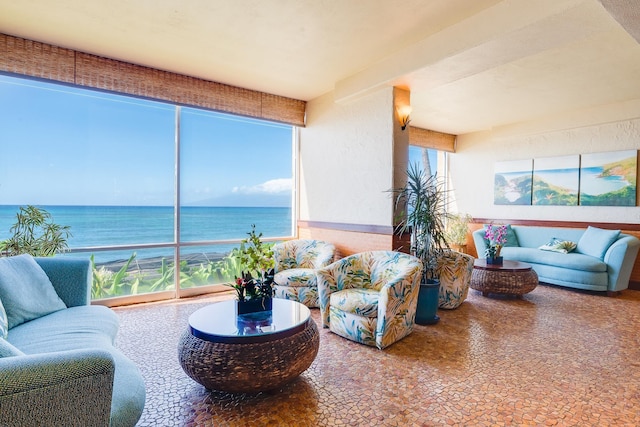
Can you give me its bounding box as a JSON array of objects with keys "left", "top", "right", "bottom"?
[
  {"left": 0, "top": 338, "right": 24, "bottom": 357},
  {"left": 473, "top": 225, "right": 640, "bottom": 292},
  {"left": 0, "top": 257, "right": 145, "bottom": 427},
  {"left": 0, "top": 254, "right": 67, "bottom": 328},
  {"left": 35, "top": 256, "right": 92, "bottom": 307},
  {"left": 0, "top": 349, "right": 114, "bottom": 426},
  {"left": 576, "top": 226, "right": 621, "bottom": 259}
]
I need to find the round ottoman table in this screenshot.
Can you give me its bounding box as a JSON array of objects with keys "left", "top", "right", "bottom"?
[
  {"left": 178, "top": 298, "right": 319, "bottom": 393},
  {"left": 470, "top": 259, "right": 538, "bottom": 297}
]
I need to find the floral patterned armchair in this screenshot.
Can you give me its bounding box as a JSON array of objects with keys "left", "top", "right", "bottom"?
[
  {"left": 316, "top": 251, "right": 422, "bottom": 349},
  {"left": 437, "top": 250, "right": 474, "bottom": 309},
  {"left": 272, "top": 239, "right": 336, "bottom": 308}
]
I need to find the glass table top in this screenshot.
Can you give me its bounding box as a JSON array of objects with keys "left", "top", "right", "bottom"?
[{"left": 188, "top": 298, "right": 311, "bottom": 343}]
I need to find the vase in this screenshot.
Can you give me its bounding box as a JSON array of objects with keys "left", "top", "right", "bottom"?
[
  {"left": 415, "top": 280, "right": 440, "bottom": 325},
  {"left": 486, "top": 256, "right": 503, "bottom": 266},
  {"left": 237, "top": 297, "right": 272, "bottom": 315},
  {"left": 236, "top": 311, "right": 273, "bottom": 335}
]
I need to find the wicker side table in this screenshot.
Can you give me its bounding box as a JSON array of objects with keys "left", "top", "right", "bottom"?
[
  {"left": 178, "top": 299, "right": 319, "bottom": 393},
  {"left": 470, "top": 259, "right": 538, "bottom": 297}
]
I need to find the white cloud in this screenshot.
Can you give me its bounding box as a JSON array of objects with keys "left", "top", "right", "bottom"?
[{"left": 232, "top": 178, "right": 292, "bottom": 195}]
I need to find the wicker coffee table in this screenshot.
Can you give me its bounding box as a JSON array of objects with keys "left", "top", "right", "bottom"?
[
  {"left": 470, "top": 259, "right": 538, "bottom": 297},
  {"left": 178, "top": 298, "right": 319, "bottom": 393}
]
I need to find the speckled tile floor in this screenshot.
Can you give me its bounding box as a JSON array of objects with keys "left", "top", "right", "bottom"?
[{"left": 113, "top": 285, "right": 640, "bottom": 426}]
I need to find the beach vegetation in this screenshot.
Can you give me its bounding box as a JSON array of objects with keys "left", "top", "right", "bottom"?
[
  {"left": 91, "top": 253, "right": 137, "bottom": 298},
  {"left": 0, "top": 205, "right": 71, "bottom": 257},
  {"left": 580, "top": 185, "right": 636, "bottom": 206},
  {"left": 493, "top": 174, "right": 532, "bottom": 205},
  {"left": 532, "top": 176, "right": 578, "bottom": 205},
  {"left": 89, "top": 250, "right": 251, "bottom": 299}
]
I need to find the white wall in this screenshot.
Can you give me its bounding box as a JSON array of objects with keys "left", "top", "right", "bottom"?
[
  {"left": 299, "top": 87, "right": 398, "bottom": 227},
  {"left": 451, "top": 102, "right": 640, "bottom": 224}
]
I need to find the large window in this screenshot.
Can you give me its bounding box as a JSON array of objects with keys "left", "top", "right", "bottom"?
[
  {"left": 409, "top": 145, "right": 439, "bottom": 177},
  {"left": 0, "top": 74, "right": 295, "bottom": 302}
]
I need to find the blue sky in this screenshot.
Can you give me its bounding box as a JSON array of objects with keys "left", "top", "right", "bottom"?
[{"left": 0, "top": 74, "right": 293, "bottom": 207}]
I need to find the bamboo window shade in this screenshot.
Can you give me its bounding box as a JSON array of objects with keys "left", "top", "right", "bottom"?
[
  {"left": 409, "top": 126, "right": 456, "bottom": 153},
  {"left": 0, "top": 33, "right": 306, "bottom": 127}
]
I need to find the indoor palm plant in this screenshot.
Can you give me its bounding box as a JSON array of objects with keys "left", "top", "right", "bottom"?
[{"left": 392, "top": 162, "right": 450, "bottom": 324}]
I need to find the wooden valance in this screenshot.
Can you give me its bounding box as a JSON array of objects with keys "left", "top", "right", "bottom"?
[
  {"left": 0, "top": 33, "right": 306, "bottom": 127},
  {"left": 409, "top": 126, "right": 456, "bottom": 152}
]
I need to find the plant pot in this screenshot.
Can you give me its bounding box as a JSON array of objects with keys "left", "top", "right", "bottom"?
[
  {"left": 486, "top": 256, "right": 503, "bottom": 266},
  {"left": 415, "top": 280, "right": 440, "bottom": 325},
  {"left": 237, "top": 297, "right": 272, "bottom": 315}
]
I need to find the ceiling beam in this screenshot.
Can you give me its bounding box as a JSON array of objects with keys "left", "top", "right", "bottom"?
[{"left": 334, "top": 0, "right": 601, "bottom": 105}]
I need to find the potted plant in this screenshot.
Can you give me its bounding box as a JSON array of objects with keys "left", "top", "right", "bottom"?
[
  {"left": 445, "top": 213, "right": 472, "bottom": 254},
  {"left": 392, "top": 162, "right": 449, "bottom": 325},
  {"left": 227, "top": 224, "right": 275, "bottom": 314},
  {"left": 484, "top": 224, "right": 508, "bottom": 265},
  {"left": 0, "top": 205, "right": 71, "bottom": 257}
]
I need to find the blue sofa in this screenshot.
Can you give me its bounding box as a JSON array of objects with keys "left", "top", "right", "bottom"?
[
  {"left": 0, "top": 255, "right": 145, "bottom": 427},
  {"left": 473, "top": 225, "right": 640, "bottom": 293}
]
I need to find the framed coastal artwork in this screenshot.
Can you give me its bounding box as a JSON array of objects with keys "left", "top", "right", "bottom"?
[
  {"left": 494, "top": 159, "right": 533, "bottom": 205},
  {"left": 579, "top": 150, "right": 637, "bottom": 206},
  {"left": 532, "top": 155, "right": 579, "bottom": 205}
]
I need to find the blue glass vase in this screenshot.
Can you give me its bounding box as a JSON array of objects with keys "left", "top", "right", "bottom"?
[{"left": 237, "top": 297, "right": 272, "bottom": 315}]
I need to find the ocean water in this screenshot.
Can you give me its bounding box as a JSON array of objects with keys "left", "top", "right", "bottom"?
[
  {"left": 0, "top": 205, "right": 292, "bottom": 263},
  {"left": 580, "top": 166, "right": 629, "bottom": 195},
  {"left": 534, "top": 168, "right": 579, "bottom": 192}
]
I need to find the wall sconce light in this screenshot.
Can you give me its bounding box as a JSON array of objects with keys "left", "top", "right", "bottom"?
[{"left": 397, "top": 106, "right": 412, "bottom": 131}]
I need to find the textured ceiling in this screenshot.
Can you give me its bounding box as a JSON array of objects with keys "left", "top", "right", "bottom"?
[{"left": 1, "top": 0, "right": 639, "bottom": 135}]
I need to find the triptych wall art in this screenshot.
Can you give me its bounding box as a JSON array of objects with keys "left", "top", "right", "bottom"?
[{"left": 494, "top": 150, "right": 638, "bottom": 206}]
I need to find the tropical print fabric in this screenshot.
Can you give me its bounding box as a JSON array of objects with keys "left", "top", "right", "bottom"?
[
  {"left": 316, "top": 251, "right": 422, "bottom": 349},
  {"left": 436, "top": 250, "right": 474, "bottom": 309},
  {"left": 272, "top": 240, "right": 336, "bottom": 308},
  {"left": 329, "top": 288, "right": 379, "bottom": 317},
  {"left": 0, "top": 298, "right": 7, "bottom": 339},
  {"left": 274, "top": 268, "right": 317, "bottom": 288},
  {"left": 328, "top": 306, "right": 378, "bottom": 346},
  {"left": 273, "top": 239, "right": 336, "bottom": 271},
  {"left": 273, "top": 282, "right": 319, "bottom": 308}
]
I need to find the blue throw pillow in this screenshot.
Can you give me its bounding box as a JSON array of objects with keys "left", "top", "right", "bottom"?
[
  {"left": 0, "top": 337, "right": 24, "bottom": 357},
  {"left": 0, "top": 298, "right": 7, "bottom": 339},
  {"left": 576, "top": 226, "right": 621, "bottom": 260},
  {"left": 0, "top": 254, "right": 67, "bottom": 329}
]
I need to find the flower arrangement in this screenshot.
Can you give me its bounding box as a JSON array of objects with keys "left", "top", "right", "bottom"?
[
  {"left": 229, "top": 274, "right": 274, "bottom": 303},
  {"left": 484, "top": 224, "right": 508, "bottom": 258},
  {"left": 227, "top": 224, "right": 275, "bottom": 303}
]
